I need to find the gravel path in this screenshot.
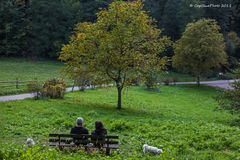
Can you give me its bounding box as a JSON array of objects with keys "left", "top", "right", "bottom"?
[{"left": 0, "top": 80, "right": 236, "bottom": 102}]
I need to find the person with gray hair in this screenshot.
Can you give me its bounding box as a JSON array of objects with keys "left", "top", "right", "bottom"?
[{"left": 70, "top": 117, "right": 89, "bottom": 135}]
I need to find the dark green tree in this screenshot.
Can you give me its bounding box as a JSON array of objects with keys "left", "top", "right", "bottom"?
[
  {"left": 161, "top": 0, "right": 181, "bottom": 40},
  {"left": 177, "top": 0, "right": 203, "bottom": 32},
  {"left": 173, "top": 19, "right": 228, "bottom": 86}
]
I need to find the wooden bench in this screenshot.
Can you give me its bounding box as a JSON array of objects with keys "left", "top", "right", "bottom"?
[{"left": 49, "top": 134, "right": 119, "bottom": 155}]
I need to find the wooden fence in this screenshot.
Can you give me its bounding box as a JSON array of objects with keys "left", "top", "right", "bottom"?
[
  {"left": 0, "top": 79, "right": 74, "bottom": 89},
  {"left": 0, "top": 79, "right": 40, "bottom": 89}
]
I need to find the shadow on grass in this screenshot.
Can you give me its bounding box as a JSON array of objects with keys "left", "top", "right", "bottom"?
[{"left": 61, "top": 99, "right": 164, "bottom": 120}]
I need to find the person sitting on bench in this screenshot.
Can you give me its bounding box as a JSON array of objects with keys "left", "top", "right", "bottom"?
[
  {"left": 70, "top": 117, "right": 89, "bottom": 134},
  {"left": 91, "top": 121, "right": 107, "bottom": 147},
  {"left": 70, "top": 117, "right": 89, "bottom": 145}
]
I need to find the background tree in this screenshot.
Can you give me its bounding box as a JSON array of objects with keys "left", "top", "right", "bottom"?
[
  {"left": 161, "top": 0, "right": 180, "bottom": 40},
  {"left": 177, "top": 0, "right": 203, "bottom": 33},
  {"left": 0, "top": 0, "right": 111, "bottom": 58},
  {"left": 226, "top": 31, "right": 240, "bottom": 67},
  {"left": 203, "top": 0, "right": 233, "bottom": 33},
  {"left": 231, "top": 0, "right": 240, "bottom": 35},
  {"left": 0, "top": 0, "right": 26, "bottom": 56},
  {"left": 60, "top": 1, "right": 168, "bottom": 109},
  {"left": 173, "top": 19, "right": 228, "bottom": 86},
  {"left": 1, "top": 0, "right": 239, "bottom": 63}
]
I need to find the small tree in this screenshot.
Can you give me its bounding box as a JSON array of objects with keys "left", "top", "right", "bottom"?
[
  {"left": 60, "top": 1, "right": 168, "bottom": 109},
  {"left": 173, "top": 19, "right": 228, "bottom": 86},
  {"left": 27, "top": 79, "right": 42, "bottom": 99}
]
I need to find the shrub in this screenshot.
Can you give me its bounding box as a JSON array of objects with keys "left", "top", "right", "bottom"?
[
  {"left": 163, "top": 78, "right": 173, "bottom": 85},
  {"left": 27, "top": 80, "right": 42, "bottom": 99},
  {"left": 42, "top": 78, "right": 66, "bottom": 99}
]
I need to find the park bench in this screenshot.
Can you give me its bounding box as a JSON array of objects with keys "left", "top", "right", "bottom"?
[{"left": 49, "top": 134, "right": 119, "bottom": 155}]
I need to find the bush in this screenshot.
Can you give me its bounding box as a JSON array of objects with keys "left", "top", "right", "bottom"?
[
  {"left": 42, "top": 78, "right": 66, "bottom": 99},
  {"left": 27, "top": 80, "right": 42, "bottom": 99},
  {"left": 163, "top": 78, "right": 173, "bottom": 85}
]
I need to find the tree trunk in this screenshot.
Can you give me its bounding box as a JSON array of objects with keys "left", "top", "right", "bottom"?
[
  {"left": 117, "top": 86, "right": 122, "bottom": 109},
  {"left": 197, "top": 75, "right": 200, "bottom": 87}
]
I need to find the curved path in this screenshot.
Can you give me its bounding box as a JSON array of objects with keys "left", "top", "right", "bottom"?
[
  {"left": 0, "top": 85, "right": 108, "bottom": 102},
  {"left": 175, "top": 80, "right": 235, "bottom": 90},
  {"left": 0, "top": 80, "right": 236, "bottom": 102}
]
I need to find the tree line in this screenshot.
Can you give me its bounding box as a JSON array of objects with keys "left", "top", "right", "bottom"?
[
  {"left": 0, "top": 0, "right": 110, "bottom": 58},
  {"left": 0, "top": 0, "right": 240, "bottom": 63}
]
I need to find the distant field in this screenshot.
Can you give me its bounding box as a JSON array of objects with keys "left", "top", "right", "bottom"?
[
  {"left": 0, "top": 85, "right": 239, "bottom": 159},
  {"left": 0, "top": 58, "right": 217, "bottom": 96},
  {"left": 0, "top": 58, "right": 72, "bottom": 95}
]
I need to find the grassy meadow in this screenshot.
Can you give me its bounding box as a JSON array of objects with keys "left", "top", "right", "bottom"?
[
  {"left": 0, "top": 58, "right": 71, "bottom": 95},
  {"left": 0, "top": 85, "right": 240, "bottom": 159}
]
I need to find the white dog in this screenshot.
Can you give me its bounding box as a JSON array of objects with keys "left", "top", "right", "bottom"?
[
  {"left": 143, "top": 144, "right": 163, "bottom": 155},
  {"left": 26, "top": 138, "right": 35, "bottom": 147}
]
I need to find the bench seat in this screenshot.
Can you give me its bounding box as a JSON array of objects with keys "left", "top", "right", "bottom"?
[{"left": 48, "top": 134, "right": 119, "bottom": 155}]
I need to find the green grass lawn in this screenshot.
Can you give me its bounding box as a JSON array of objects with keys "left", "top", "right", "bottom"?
[
  {"left": 0, "top": 85, "right": 239, "bottom": 159},
  {"left": 0, "top": 57, "right": 72, "bottom": 95}
]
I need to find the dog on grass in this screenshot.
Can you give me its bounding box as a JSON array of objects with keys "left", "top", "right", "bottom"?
[
  {"left": 26, "top": 138, "right": 35, "bottom": 147},
  {"left": 143, "top": 144, "right": 163, "bottom": 155}
]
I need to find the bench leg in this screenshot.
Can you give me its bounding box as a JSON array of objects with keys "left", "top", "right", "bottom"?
[
  {"left": 59, "top": 146, "right": 64, "bottom": 151},
  {"left": 106, "top": 147, "right": 110, "bottom": 155}
]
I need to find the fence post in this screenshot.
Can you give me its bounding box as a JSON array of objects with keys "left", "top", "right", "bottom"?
[
  {"left": 16, "top": 78, "right": 19, "bottom": 89},
  {"left": 72, "top": 80, "right": 75, "bottom": 92}
]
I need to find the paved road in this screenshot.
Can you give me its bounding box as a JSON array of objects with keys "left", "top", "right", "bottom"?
[
  {"left": 175, "top": 80, "right": 236, "bottom": 90},
  {"left": 0, "top": 85, "right": 110, "bottom": 102},
  {"left": 0, "top": 80, "right": 236, "bottom": 102}
]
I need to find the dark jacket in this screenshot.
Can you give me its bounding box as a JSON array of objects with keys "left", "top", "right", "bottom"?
[
  {"left": 91, "top": 128, "right": 107, "bottom": 137},
  {"left": 91, "top": 128, "right": 107, "bottom": 147},
  {"left": 70, "top": 126, "right": 89, "bottom": 145},
  {"left": 70, "top": 126, "right": 89, "bottom": 135}
]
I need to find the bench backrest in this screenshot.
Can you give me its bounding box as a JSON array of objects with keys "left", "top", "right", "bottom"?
[{"left": 49, "top": 134, "right": 118, "bottom": 146}]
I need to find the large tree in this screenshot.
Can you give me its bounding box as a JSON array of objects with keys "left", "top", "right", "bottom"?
[
  {"left": 60, "top": 1, "right": 168, "bottom": 109},
  {"left": 173, "top": 19, "right": 228, "bottom": 86}
]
